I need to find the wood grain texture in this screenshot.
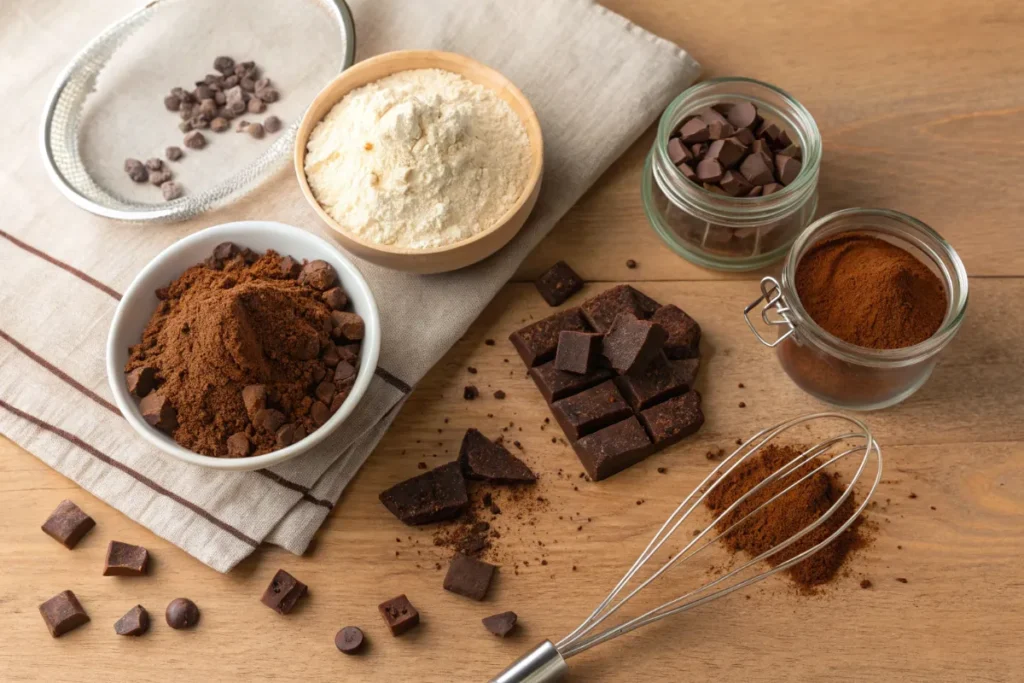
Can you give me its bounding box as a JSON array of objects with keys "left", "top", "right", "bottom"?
[{"left": 2, "top": 0, "right": 1023, "bottom": 681}]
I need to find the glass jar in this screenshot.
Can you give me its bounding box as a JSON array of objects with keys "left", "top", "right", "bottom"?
[
  {"left": 643, "top": 78, "right": 822, "bottom": 271},
  {"left": 744, "top": 208, "right": 968, "bottom": 410}
]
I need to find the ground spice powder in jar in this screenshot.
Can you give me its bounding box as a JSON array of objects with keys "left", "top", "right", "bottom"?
[
  {"left": 794, "top": 234, "right": 947, "bottom": 349},
  {"left": 704, "top": 444, "right": 863, "bottom": 590}
]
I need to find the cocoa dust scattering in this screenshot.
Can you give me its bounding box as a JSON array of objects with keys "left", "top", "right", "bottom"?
[
  {"left": 704, "top": 443, "right": 864, "bottom": 591},
  {"left": 895, "top": 577, "right": 908, "bottom": 584},
  {"left": 464, "top": 386, "right": 480, "bottom": 400},
  {"left": 860, "top": 579, "right": 873, "bottom": 589},
  {"left": 706, "top": 448, "right": 725, "bottom": 460}
]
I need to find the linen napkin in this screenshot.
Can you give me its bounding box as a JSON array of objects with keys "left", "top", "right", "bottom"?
[{"left": 0, "top": 0, "right": 700, "bottom": 572}]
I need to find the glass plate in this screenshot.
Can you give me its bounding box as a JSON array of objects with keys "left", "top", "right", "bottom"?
[{"left": 41, "top": 0, "right": 355, "bottom": 222}]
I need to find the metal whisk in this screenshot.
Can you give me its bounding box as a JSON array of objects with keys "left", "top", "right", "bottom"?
[{"left": 490, "top": 412, "right": 883, "bottom": 683}]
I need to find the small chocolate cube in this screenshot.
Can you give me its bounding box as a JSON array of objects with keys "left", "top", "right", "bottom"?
[
  {"left": 614, "top": 353, "right": 690, "bottom": 410},
  {"left": 103, "top": 541, "right": 149, "bottom": 576},
  {"left": 601, "top": 314, "right": 667, "bottom": 375},
  {"left": 650, "top": 305, "right": 702, "bottom": 359},
  {"left": 580, "top": 285, "right": 660, "bottom": 333},
  {"left": 535, "top": 261, "right": 584, "bottom": 307},
  {"left": 458, "top": 429, "right": 536, "bottom": 484},
  {"left": 529, "top": 362, "right": 613, "bottom": 403},
  {"left": 482, "top": 611, "right": 518, "bottom": 637},
  {"left": 261, "top": 569, "right": 308, "bottom": 614},
  {"left": 114, "top": 605, "right": 150, "bottom": 636},
  {"left": 378, "top": 594, "right": 420, "bottom": 636},
  {"left": 640, "top": 391, "right": 705, "bottom": 447},
  {"left": 443, "top": 553, "right": 497, "bottom": 601},
  {"left": 554, "top": 331, "right": 602, "bottom": 374},
  {"left": 551, "top": 380, "right": 633, "bottom": 441},
  {"left": 510, "top": 308, "right": 589, "bottom": 367},
  {"left": 572, "top": 417, "right": 654, "bottom": 481},
  {"left": 41, "top": 499, "right": 95, "bottom": 549},
  {"left": 379, "top": 462, "right": 469, "bottom": 525},
  {"left": 39, "top": 590, "right": 89, "bottom": 638}
]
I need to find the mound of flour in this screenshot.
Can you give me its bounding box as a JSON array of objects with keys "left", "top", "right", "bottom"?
[{"left": 304, "top": 69, "right": 531, "bottom": 249}]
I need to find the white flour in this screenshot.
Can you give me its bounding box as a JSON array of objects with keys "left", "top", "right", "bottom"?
[{"left": 304, "top": 69, "right": 531, "bottom": 249}]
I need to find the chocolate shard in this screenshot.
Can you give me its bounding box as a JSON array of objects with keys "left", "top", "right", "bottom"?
[
  {"left": 572, "top": 416, "right": 654, "bottom": 481},
  {"left": 580, "top": 285, "right": 660, "bottom": 333},
  {"left": 601, "top": 314, "right": 667, "bottom": 375},
  {"left": 41, "top": 499, "right": 95, "bottom": 549},
  {"left": 458, "top": 429, "right": 536, "bottom": 484},
  {"left": 482, "top": 611, "right": 518, "bottom": 637},
  {"left": 535, "top": 261, "right": 584, "bottom": 307},
  {"left": 261, "top": 569, "right": 308, "bottom": 614},
  {"left": 639, "top": 390, "right": 705, "bottom": 447},
  {"left": 378, "top": 594, "right": 420, "bottom": 636},
  {"left": 443, "top": 553, "right": 497, "bottom": 601},
  {"left": 650, "top": 305, "right": 702, "bottom": 360},
  {"left": 114, "top": 605, "right": 150, "bottom": 636},
  {"left": 551, "top": 380, "right": 633, "bottom": 441},
  {"left": 103, "top": 540, "right": 149, "bottom": 576},
  {"left": 510, "top": 307, "right": 589, "bottom": 367},
  {"left": 379, "top": 462, "right": 469, "bottom": 525},
  {"left": 39, "top": 590, "right": 89, "bottom": 638}
]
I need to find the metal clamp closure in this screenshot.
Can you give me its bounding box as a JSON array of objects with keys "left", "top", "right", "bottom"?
[{"left": 743, "top": 276, "right": 796, "bottom": 347}]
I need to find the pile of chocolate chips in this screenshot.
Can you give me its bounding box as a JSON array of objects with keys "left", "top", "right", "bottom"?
[{"left": 666, "top": 102, "right": 803, "bottom": 196}]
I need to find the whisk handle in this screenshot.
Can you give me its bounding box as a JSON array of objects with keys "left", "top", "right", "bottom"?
[{"left": 489, "top": 640, "right": 568, "bottom": 683}]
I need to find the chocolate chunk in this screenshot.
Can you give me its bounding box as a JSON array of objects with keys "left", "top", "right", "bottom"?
[
  {"left": 226, "top": 432, "right": 250, "bottom": 457},
  {"left": 510, "top": 307, "right": 588, "bottom": 367},
  {"left": 161, "top": 181, "right": 184, "bottom": 201},
  {"left": 482, "top": 611, "right": 518, "bottom": 637},
  {"left": 379, "top": 461, "right": 469, "bottom": 525},
  {"left": 124, "top": 158, "right": 148, "bottom": 183},
  {"left": 183, "top": 130, "right": 206, "bottom": 149},
  {"left": 264, "top": 116, "right": 283, "bottom": 133},
  {"left": 650, "top": 305, "right": 701, "bottom": 359},
  {"left": 254, "top": 408, "right": 286, "bottom": 433},
  {"left": 747, "top": 186, "right": 763, "bottom": 197},
  {"left": 114, "top": 605, "right": 150, "bottom": 636},
  {"left": 535, "top": 261, "right": 584, "bottom": 307},
  {"left": 213, "top": 56, "right": 235, "bottom": 74},
  {"left": 679, "top": 118, "right": 709, "bottom": 143},
  {"left": 614, "top": 353, "right": 690, "bottom": 410},
  {"left": 140, "top": 393, "right": 177, "bottom": 433},
  {"left": 378, "top": 595, "right": 419, "bottom": 636},
  {"left": 671, "top": 357, "right": 701, "bottom": 389},
  {"left": 126, "top": 367, "right": 157, "bottom": 399},
  {"left": 241, "top": 384, "right": 266, "bottom": 419},
  {"left": 572, "top": 416, "right": 654, "bottom": 481},
  {"left": 667, "top": 137, "right": 691, "bottom": 165},
  {"left": 580, "top": 285, "right": 660, "bottom": 333},
  {"left": 640, "top": 391, "right": 704, "bottom": 447},
  {"left": 213, "top": 242, "right": 238, "bottom": 260},
  {"left": 298, "top": 260, "right": 337, "bottom": 290},
  {"left": 39, "top": 590, "right": 89, "bottom": 638},
  {"left": 678, "top": 163, "right": 696, "bottom": 181},
  {"left": 602, "top": 314, "right": 667, "bottom": 375},
  {"left": 322, "top": 287, "right": 348, "bottom": 310},
  {"left": 762, "top": 182, "right": 784, "bottom": 195},
  {"left": 697, "top": 107, "right": 729, "bottom": 127},
  {"left": 322, "top": 345, "right": 341, "bottom": 367},
  {"left": 335, "top": 626, "right": 365, "bottom": 654},
  {"left": 261, "top": 569, "right": 308, "bottom": 614},
  {"left": 757, "top": 121, "right": 783, "bottom": 144},
  {"left": 706, "top": 138, "right": 747, "bottom": 169},
  {"left": 103, "top": 540, "right": 149, "bottom": 576},
  {"left": 751, "top": 139, "right": 774, "bottom": 167},
  {"left": 330, "top": 311, "right": 364, "bottom": 340},
  {"left": 315, "top": 381, "right": 335, "bottom": 405},
  {"left": 689, "top": 142, "right": 707, "bottom": 159},
  {"left": 726, "top": 102, "right": 759, "bottom": 130},
  {"left": 276, "top": 424, "right": 297, "bottom": 449},
  {"left": 334, "top": 360, "right": 356, "bottom": 382},
  {"left": 695, "top": 158, "right": 724, "bottom": 184},
  {"left": 739, "top": 152, "right": 775, "bottom": 186},
  {"left": 311, "top": 401, "right": 330, "bottom": 426},
  {"left": 775, "top": 154, "right": 802, "bottom": 185},
  {"left": 443, "top": 553, "right": 497, "bottom": 601},
  {"left": 551, "top": 380, "right": 632, "bottom": 440},
  {"left": 554, "top": 330, "right": 602, "bottom": 374},
  {"left": 780, "top": 143, "right": 802, "bottom": 160},
  {"left": 733, "top": 127, "right": 756, "bottom": 146},
  {"left": 166, "top": 146, "right": 184, "bottom": 161},
  {"left": 463, "top": 385, "right": 479, "bottom": 400},
  {"left": 40, "top": 499, "right": 95, "bottom": 553},
  {"left": 165, "top": 598, "right": 200, "bottom": 629},
  {"left": 458, "top": 429, "right": 536, "bottom": 483},
  {"left": 719, "top": 170, "right": 753, "bottom": 197},
  {"left": 707, "top": 120, "right": 735, "bottom": 140},
  {"left": 529, "top": 362, "right": 613, "bottom": 403}
]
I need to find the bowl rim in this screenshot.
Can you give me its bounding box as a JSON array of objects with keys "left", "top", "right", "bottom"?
[
  {"left": 105, "top": 220, "right": 381, "bottom": 471},
  {"left": 293, "top": 49, "right": 545, "bottom": 257}
]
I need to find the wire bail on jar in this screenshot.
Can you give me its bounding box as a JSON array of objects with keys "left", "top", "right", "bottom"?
[{"left": 743, "top": 276, "right": 796, "bottom": 347}]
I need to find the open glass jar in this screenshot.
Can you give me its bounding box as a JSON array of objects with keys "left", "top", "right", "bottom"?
[
  {"left": 744, "top": 208, "right": 969, "bottom": 410},
  {"left": 643, "top": 78, "right": 821, "bottom": 271}
]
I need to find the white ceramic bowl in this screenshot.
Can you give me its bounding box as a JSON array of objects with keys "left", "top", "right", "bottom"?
[{"left": 106, "top": 221, "right": 381, "bottom": 471}]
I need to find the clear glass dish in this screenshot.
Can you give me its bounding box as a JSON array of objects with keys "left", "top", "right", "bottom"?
[{"left": 41, "top": 0, "right": 355, "bottom": 223}]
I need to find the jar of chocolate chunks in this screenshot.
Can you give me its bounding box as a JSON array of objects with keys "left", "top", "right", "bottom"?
[{"left": 643, "top": 78, "right": 821, "bottom": 271}]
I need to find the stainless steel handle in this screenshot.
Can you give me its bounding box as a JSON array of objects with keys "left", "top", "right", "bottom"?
[
  {"left": 743, "top": 276, "right": 796, "bottom": 348},
  {"left": 489, "top": 641, "right": 568, "bottom": 683}
]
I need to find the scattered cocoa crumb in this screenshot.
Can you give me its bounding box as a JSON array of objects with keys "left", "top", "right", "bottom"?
[
  {"left": 636, "top": 500, "right": 643, "bottom": 505},
  {"left": 572, "top": 565, "right": 577, "bottom": 571},
  {"left": 626, "top": 259, "right": 637, "bottom": 269},
  {"left": 706, "top": 448, "right": 725, "bottom": 460},
  {"left": 930, "top": 506, "right": 937, "bottom": 511},
  {"left": 494, "top": 390, "right": 506, "bottom": 400},
  {"left": 738, "top": 382, "right": 745, "bottom": 388},
  {"left": 544, "top": 418, "right": 550, "bottom": 424},
  {"left": 895, "top": 577, "right": 908, "bottom": 583},
  {"left": 417, "top": 462, "right": 427, "bottom": 470},
  {"left": 467, "top": 367, "right": 478, "bottom": 374},
  {"left": 485, "top": 339, "right": 495, "bottom": 345},
  {"left": 738, "top": 401, "right": 746, "bottom": 408},
  {"left": 909, "top": 492, "right": 917, "bottom": 499},
  {"left": 513, "top": 441, "right": 522, "bottom": 450},
  {"left": 657, "top": 467, "right": 667, "bottom": 474},
  {"left": 541, "top": 559, "right": 548, "bottom": 566},
  {"left": 464, "top": 385, "right": 479, "bottom": 400},
  {"left": 735, "top": 438, "right": 743, "bottom": 445},
  {"left": 860, "top": 579, "right": 872, "bottom": 589}
]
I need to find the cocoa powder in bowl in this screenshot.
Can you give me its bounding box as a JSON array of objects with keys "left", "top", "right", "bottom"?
[{"left": 124, "top": 243, "right": 364, "bottom": 457}]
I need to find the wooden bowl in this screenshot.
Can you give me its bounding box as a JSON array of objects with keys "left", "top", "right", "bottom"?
[{"left": 294, "top": 50, "right": 544, "bottom": 274}]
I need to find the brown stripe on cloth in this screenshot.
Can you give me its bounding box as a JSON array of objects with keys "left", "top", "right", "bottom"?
[
  {"left": 374, "top": 366, "right": 413, "bottom": 394},
  {"left": 0, "top": 228, "right": 122, "bottom": 301},
  {"left": 0, "top": 398, "right": 259, "bottom": 548}
]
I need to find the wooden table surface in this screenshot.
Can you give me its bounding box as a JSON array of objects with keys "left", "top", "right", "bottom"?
[{"left": 2, "top": 1, "right": 1023, "bottom": 681}]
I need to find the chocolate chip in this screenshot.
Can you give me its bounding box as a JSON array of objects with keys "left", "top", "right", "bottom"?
[
  {"left": 626, "top": 259, "right": 637, "bottom": 269},
  {"left": 335, "top": 626, "right": 365, "bottom": 654},
  {"left": 213, "top": 56, "right": 235, "bottom": 74},
  {"left": 264, "top": 115, "right": 282, "bottom": 134},
  {"left": 165, "top": 598, "right": 199, "bottom": 629},
  {"left": 254, "top": 408, "right": 286, "bottom": 433},
  {"left": 333, "top": 361, "right": 356, "bottom": 383},
  {"left": 183, "top": 130, "right": 206, "bottom": 149},
  {"left": 679, "top": 118, "right": 709, "bottom": 143},
  {"left": 493, "top": 390, "right": 506, "bottom": 400},
  {"left": 322, "top": 287, "right": 348, "bottom": 310},
  {"left": 103, "top": 541, "right": 149, "bottom": 576},
  {"left": 140, "top": 393, "right": 177, "bottom": 433},
  {"left": 279, "top": 256, "right": 302, "bottom": 278},
  {"left": 312, "top": 401, "right": 330, "bottom": 426},
  {"left": 124, "top": 158, "right": 148, "bottom": 183},
  {"left": 482, "top": 611, "right": 518, "bottom": 637},
  {"left": 276, "top": 423, "right": 297, "bottom": 448},
  {"left": 707, "top": 120, "right": 735, "bottom": 140},
  {"left": 166, "top": 146, "right": 183, "bottom": 161},
  {"left": 226, "top": 432, "right": 250, "bottom": 457},
  {"left": 298, "top": 260, "right": 337, "bottom": 291},
  {"left": 695, "top": 158, "right": 724, "bottom": 184},
  {"left": 126, "top": 367, "right": 158, "bottom": 398},
  {"left": 242, "top": 384, "right": 266, "bottom": 419},
  {"left": 114, "top": 605, "right": 150, "bottom": 636},
  {"left": 667, "top": 137, "right": 691, "bottom": 165},
  {"left": 39, "top": 590, "right": 89, "bottom": 638},
  {"left": 720, "top": 170, "right": 753, "bottom": 196},
  {"left": 775, "top": 154, "right": 802, "bottom": 185},
  {"left": 315, "top": 381, "right": 335, "bottom": 405},
  {"left": 726, "top": 102, "right": 759, "bottom": 130},
  {"left": 706, "top": 138, "right": 747, "bottom": 169},
  {"left": 330, "top": 311, "right": 364, "bottom": 340},
  {"left": 757, "top": 121, "right": 783, "bottom": 144},
  {"left": 739, "top": 153, "right": 775, "bottom": 185},
  {"left": 41, "top": 499, "right": 95, "bottom": 549},
  {"left": 261, "top": 569, "right": 308, "bottom": 615}
]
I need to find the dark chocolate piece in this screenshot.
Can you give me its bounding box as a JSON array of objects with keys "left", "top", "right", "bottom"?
[
  {"left": 335, "top": 626, "right": 365, "bottom": 653},
  {"left": 261, "top": 569, "right": 308, "bottom": 614},
  {"left": 671, "top": 357, "right": 701, "bottom": 389},
  {"left": 114, "top": 605, "right": 150, "bottom": 636},
  {"left": 379, "top": 462, "right": 469, "bottom": 525},
  {"left": 551, "top": 380, "right": 632, "bottom": 441},
  {"left": 639, "top": 391, "right": 705, "bottom": 447},
  {"left": 535, "top": 261, "right": 584, "bottom": 307},
  {"left": 667, "top": 137, "right": 691, "bottom": 165},
  {"left": 726, "top": 102, "right": 759, "bottom": 130},
  {"left": 601, "top": 314, "right": 667, "bottom": 375},
  {"left": 510, "top": 308, "right": 589, "bottom": 367},
  {"left": 39, "top": 590, "right": 89, "bottom": 638},
  {"left": 695, "top": 158, "right": 724, "bottom": 184},
  {"left": 41, "top": 499, "right": 95, "bottom": 549},
  {"left": 443, "top": 553, "right": 497, "bottom": 601},
  {"left": 165, "top": 598, "right": 200, "bottom": 629},
  {"left": 679, "top": 118, "right": 709, "bottom": 143},
  {"left": 614, "top": 353, "right": 691, "bottom": 410},
  {"left": 126, "top": 367, "right": 158, "bottom": 397},
  {"left": 720, "top": 170, "right": 753, "bottom": 197},
  {"left": 775, "top": 154, "right": 802, "bottom": 185},
  {"left": 580, "top": 285, "right": 660, "bottom": 333},
  {"left": 298, "top": 260, "right": 337, "bottom": 291},
  {"left": 739, "top": 152, "right": 775, "bottom": 186},
  {"left": 706, "top": 138, "right": 747, "bottom": 169},
  {"left": 378, "top": 594, "right": 420, "bottom": 636},
  {"left": 458, "top": 429, "right": 536, "bottom": 484},
  {"left": 554, "top": 330, "right": 602, "bottom": 374},
  {"left": 650, "top": 305, "right": 702, "bottom": 359},
  {"left": 103, "top": 540, "right": 149, "bottom": 576},
  {"left": 482, "top": 611, "right": 518, "bottom": 637},
  {"left": 140, "top": 393, "right": 177, "bottom": 433},
  {"left": 529, "top": 362, "right": 613, "bottom": 403},
  {"left": 572, "top": 417, "right": 654, "bottom": 481}
]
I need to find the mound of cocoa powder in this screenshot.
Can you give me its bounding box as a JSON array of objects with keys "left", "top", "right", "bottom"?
[{"left": 125, "top": 243, "right": 363, "bottom": 457}]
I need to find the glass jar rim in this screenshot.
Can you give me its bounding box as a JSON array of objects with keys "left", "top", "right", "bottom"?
[{"left": 779, "top": 208, "right": 969, "bottom": 366}]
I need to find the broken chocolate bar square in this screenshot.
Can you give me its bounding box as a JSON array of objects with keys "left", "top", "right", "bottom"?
[
  {"left": 458, "top": 429, "right": 536, "bottom": 484},
  {"left": 261, "top": 569, "right": 308, "bottom": 614},
  {"left": 601, "top": 314, "right": 667, "bottom": 375},
  {"left": 614, "top": 353, "right": 691, "bottom": 410},
  {"left": 443, "top": 553, "right": 497, "bottom": 601},
  {"left": 551, "top": 380, "right": 633, "bottom": 441},
  {"left": 378, "top": 594, "right": 420, "bottom": 636},
  {"left": 379, "top": 461, "right": 469, "bottom": 525},
  {"left": 554, "top": 331, "right": 602, "bottom": 374},
  {"left": 114, "top": 605, "right": 150, "bottom": 636},
  {"left": 41, "top": 499, "right": 95, "bottom": 549},
  {"left": 103, "top": 541, "right": 149, "bottom": 576},
  {"left": 535, "top": 261, "right": 584, "bottom": 307},
  {"left": 639, "top": 391, "right": 705, "bottom": 447},
  {"left": 573, "top": 417, "right": 654, "bottom": 481},
  {"left": 482, "top": 611, "right": 518, "bottom": 637},
  {"left": 529, "top": 362, "right": 613, "bottom": 403},
  {"left": 510, "top": 308, "right": 589, "bottom": 367},
  {"left": 580, "top": 285, "right": 661, "bottom": 333},
  {"left": 671, "top": 357, "right": 701, "bottom": 390},
  {"left": 651, "top": 305, "right": 702, "bottom": 359},
  {"left": 39, "top": 590, "right": 89, "bottom": 638}
]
